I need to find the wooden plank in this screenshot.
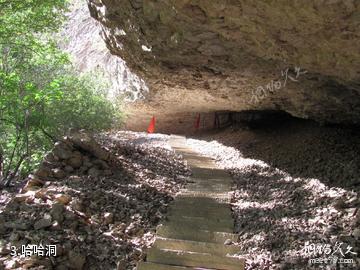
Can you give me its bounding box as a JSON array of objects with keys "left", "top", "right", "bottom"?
[
  {"left": 157, "top": 225, "right": 237, "bottom": 243},
  {"left": 163, "top": 217, "right": 233, "bottom": 233},
  {"left": 154, "top": 238, "right": 240, "bottom": 256},
  {"left": 168, "top": 206, "right": 232, "bottom": 220},
  {"left": 137, "top": 262, "right": 191, "bottom": 270},
  {"left": 147, "top": 248, "right": 245, "bottom": 270}
]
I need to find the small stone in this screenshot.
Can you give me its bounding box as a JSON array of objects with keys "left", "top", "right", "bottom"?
[
  {"left": 103, "top": 169, "right": 112, "bottom": 176},
  {"left": 352, "top": 228, "right": 360, "bottom": 239},
  {"left": 35, "top": 166, "right": 52, "bottom": 178},
  {"left": 103, "top": 213, "right": 114, "bottom": 225},
  {"left": 4, "top": 221, "right": 31, "bottom": 230},
  {"left": 21, "top": 258, "right": 39, "bottom": 269},
  {"left": 35, "top": 189, "right": 48, "bottom": 200},
  {"left": 67, "top": 152, "right": 83, "bottom": 168},
  {"left": 78, "top": 166, "right": 88, "bottom": 174},
  {"left": 34, "top": 218, "right": 52, "bottom": 230},
  {"left": 22, "top": 177, "right": 45, "bottom": 192},
  {"left": 56, "top": 264, "right": 68, "bottom": 270},
  {"left": 51, "top": 203, "right": 65, "bottom": 223},
  {"left": 354, "top": 209, "right": 360, "bottom": 224},
  {"left": 0, "top": 222, "right": 6, "bottom": 235},
  {"left": 13, "top": 192, "right": 34, "bottom": 203},
  {"left": 52, "top": 168, "right": 67, "bottom": 179},
  {"left": 53, "top": 142, "right": 73, "bottom": 160},
  {"left": 64, "top": 211, "right": 76, "bottom": 221},
  {"left": 346, "top": 207, "right": 357, "bottom": 216},
  {"left": 68, "top": 175, "right": 82, "bottom": 182},
  {"left": 116, "top": 260, "right": 126, "bottom": 270},
  {"left": 70, "top": 199, "right": 83, "bottom": 212},
  {"left": 325, "top": 224, "right": 339, "bottom": 234},
  {"left": 44, "top": 152, "right": 58, "bottom": 162},
  {"left": 88, "top": 167, "right": 101, "bottom": 177},
  {"left": 55, "top": 194, "right": 72, "bottom": 205},
  {"left": 333, "top": 198, "right": 346, "bottom": 210},
  {"left": 93, "top": 159, "right": 109, "bottom": 169},
  {"left": 0, "top": 245, "right": 10, "bottom": 256},
  {"left": 64, "top": 165, "right": 75, "bottom": 173},
  {"left": 83, "top": 160, "right": 93, "bottom": 168},
  {"left": 9, "top": 232, "right": 19, "bottom": 242},
  {"left": 224, "top": 239, "right": 233, "bottom": 245},
  {"left": 346, "top": 196, "right": 358, "bottom": 206},
  {"left": 4, "top": 260, "right": 19, "bottom": 269},
  {"left": 68, "top": 250, "right": 86, "bottom": 270}
]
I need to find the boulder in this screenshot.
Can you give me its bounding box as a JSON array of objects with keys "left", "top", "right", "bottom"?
[
  {"left": 52, "top": 168, "right": 67, "bottom": 179},
  {"left": 67, "top": 151, "right": 83, "bottom": 168},
  {"left": 53, "top": 141, "right": 73, "bottom": 160},
  {"left": 68, "top": 130, "right": 110, "bottom": 161}
]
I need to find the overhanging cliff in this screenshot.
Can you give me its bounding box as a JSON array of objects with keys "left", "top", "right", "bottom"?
[{"left": 87, "top": 0, "right": 360, "bottom": 128}]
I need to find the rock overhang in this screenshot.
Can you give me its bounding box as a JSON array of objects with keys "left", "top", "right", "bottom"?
[{"left": 87, "top": 0, "right": 360, "bottom": 128}]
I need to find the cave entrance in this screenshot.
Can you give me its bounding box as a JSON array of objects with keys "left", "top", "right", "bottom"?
[{"left": 211, "top": 110, "right": 294, "bottom": 130}]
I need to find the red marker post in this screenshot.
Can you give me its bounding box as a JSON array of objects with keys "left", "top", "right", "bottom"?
[
  {"left": 147, "top": 116, "right": 156, "bottom": 133},
  {"left": 194, "top": 113, "right": 201, "bottom": 130}
]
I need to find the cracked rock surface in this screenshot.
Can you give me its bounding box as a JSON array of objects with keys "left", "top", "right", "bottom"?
[{"left": 87, "top": 0, "right": 360, "bottom": 128}]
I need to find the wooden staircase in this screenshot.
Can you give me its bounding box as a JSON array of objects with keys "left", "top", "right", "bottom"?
[{"left": 137, "top": 136, "right": 244, "bottom": 270}]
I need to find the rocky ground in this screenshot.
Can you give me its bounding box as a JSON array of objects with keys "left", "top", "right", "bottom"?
[
  {"left": 189, "top": 119, "right": 360, "bottom": 269},
  {"left": 0, "top": 131, "right": 189, "bottom": 270},
  {"left": 1, "top": 122, "right": 359, "bottom": 270}
]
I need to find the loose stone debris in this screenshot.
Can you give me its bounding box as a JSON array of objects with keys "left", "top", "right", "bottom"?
[
  {"left": 0, "top": 131, "right": 189, "bottom": 270},
  {"left": 188, "top": 131, "right": 360, "bottom": 270},
  {"left": 1, "top": 128, "right": 359, "bottom": 269}
]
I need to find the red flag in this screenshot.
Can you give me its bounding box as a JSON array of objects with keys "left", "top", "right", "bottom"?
[
  {"left": 194, "top": 113, "right": 200, "bottom": 129},
  {"left": 147, "top": 116, "right": 156, "bottom": 133}
]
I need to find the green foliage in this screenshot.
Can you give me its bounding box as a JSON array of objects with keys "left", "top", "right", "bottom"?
[{"left": 0, "top": 0, "right": 121, "bottom": 185}]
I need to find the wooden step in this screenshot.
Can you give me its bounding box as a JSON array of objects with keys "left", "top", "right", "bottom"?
[
  {"left": 157, "top": 225, "right": 237, "bottom": 243},
  {"left": 154, "top": 238, "right": 240, "bottom": 256},
  {"left": 181, "top": 153, "right": 215, "bottom": 164},
  {"left": 147, "top": 248, "right": 245, "bottom": 270},
  {"left": 186, "top": 162, "right": 217, "bottom": 170},
  {"left": 179, "top": 191, "right": 231, "bottom": 200},
  {"left": 166, "top": 215, "right": 234, "bottom": 228},
  {"left": 185, "top": 184, "right": 231, "bottom": 193},
  {"left": 169, "top": 200, "right": 232, "bottom": 215},
  {"left": 168, "top": 206, "right": 233, "bottom": 220},
  {"left": 173, "top": 196, "right": 230, "bottom": 206},
  {"left": 190, "top": 167, "right": 231, "bottom": 179},
  {"left": 186, "top": 180, "right": 232, "bottom": 188},
  {"left": 163, "top": 217, "right": 234, "bottom": 233},
  {"left": 137, "top": 262, "right": 190, "bottom": 270}
]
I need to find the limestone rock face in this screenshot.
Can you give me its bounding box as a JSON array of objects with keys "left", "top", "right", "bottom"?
[{"left": 87, "top": 0, "right": 360, "bottom": 126}]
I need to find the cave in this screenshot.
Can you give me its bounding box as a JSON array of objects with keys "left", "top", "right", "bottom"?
[
  {"left": 86, "top": 0, "right": 360, "bottom": 133},
  {"left": 1, "top": 1, "right": 359, "bottom": 270}
]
